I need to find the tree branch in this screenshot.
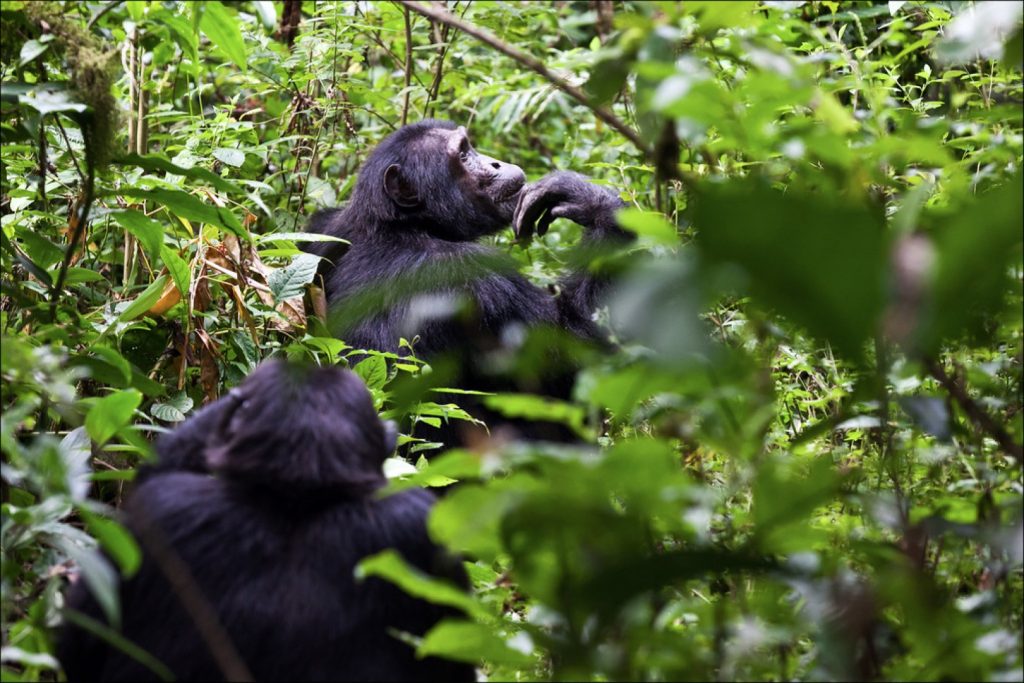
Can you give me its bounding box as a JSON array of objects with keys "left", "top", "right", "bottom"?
[
  {"left": 398, "top": 0, "right": 651, "bottom": 157},
  {"left": 927, "top": 359, "right": 1023, "bottom": 462},
  {"left": 401, "top": 6, "right": 413, "bottom": 126}
]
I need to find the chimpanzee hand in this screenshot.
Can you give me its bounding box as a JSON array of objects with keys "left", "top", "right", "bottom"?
[{"left": 512, "top": 171, "right": 625, "bottom": 243}]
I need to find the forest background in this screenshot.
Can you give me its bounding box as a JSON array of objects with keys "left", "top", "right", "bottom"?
[{"left": 1, "top": 1, "right": 1022, "bottom": 681}]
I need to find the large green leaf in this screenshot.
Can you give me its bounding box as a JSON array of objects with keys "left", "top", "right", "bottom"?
[
  {"left": 418, "top": 620, "right": 534, "bottom": 667},
  {"left": 113, "top": 154, "right": 242, "bottom": 195},
  {"left": 111, "top": 210, "right": 164, "bottom": 259},
  {"left": 918, "top": 174, "right": 1024, "bottom": 352},
  {"left": 80, "top": 509, "right": 142, "bottom": 578},
  {"left": 118, "top": 275, "right": 171, "bottom": 322},
  {"left": 356, "top": 550, "right": 484, "bottom": 619},
  {"left": 160, "top": 245, "right": 191, "bottom": 301},
  {"left": 85, "top": 389, "right": 142, "bottom": 446},
  {"left": 692, "top": 178, "right": 887, "bottom": 358},
  {"left": 115, "top": 188, "right": 246, "bottom": 238},
  {"left": 268, "top": 252, "right": 319, "bottom": 303},
  {"left": 199, "top": 1, "right": 248, "bottom": 71}
]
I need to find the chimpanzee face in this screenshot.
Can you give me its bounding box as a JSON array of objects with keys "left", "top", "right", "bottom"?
[
  {"left": 443, "top": 126, "right": 526, "bottom": 225},
  {"left": 375, "top": 121, "right": 526, "bottom": 241}
]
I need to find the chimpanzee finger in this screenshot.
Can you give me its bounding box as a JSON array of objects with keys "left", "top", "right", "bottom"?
[
  {"left": 512, "top": 187, "right": 535, "bottom": 239},
  {"left": 514, "top": 187, "right": 553, "bottom": 240},
  {"left": 535, "top": 208, "right": 555, "bottom": 237}
]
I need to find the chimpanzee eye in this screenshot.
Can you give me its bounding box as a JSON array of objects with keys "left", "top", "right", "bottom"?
[{"left": 459, "top": 138, "right": 471, "bottom": 160}]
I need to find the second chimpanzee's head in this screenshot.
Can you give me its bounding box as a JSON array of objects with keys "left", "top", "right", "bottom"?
[
  {"left": 350, "top": 120, "right": 526, "bottom": 241},
  {"left": 204, "top": 360, "right": 398, "bottom": 496}
]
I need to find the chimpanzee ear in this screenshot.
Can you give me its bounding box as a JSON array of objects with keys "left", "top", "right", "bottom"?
[{"left": 383, "top": 164, "right": 419, "bottom": 208}]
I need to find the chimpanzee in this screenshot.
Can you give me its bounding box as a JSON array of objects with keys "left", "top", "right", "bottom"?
[
  {"left": 308, "top": 120, "right": 631, "bottom": 353},
  {"left": 306, "top": 120, "right": 633, "bottom": 443},
  {"left": 57, "top": 361, "right": 474, "bottom": 682}
]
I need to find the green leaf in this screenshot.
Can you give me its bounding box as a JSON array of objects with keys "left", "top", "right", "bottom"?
[
  {"left": 252, "top": 1, "right": 277, "bottom": 28},
  {"left": 353, "top": 354, "right": 388, "bottom": 391},
  {"left": 752, "top": 456, "right": 839, "bottom": 553},
  {"left": 919, "top": 175, "right": 1024, "bottom": 351},
  {"left": 19, "top": 88, "right": 87, "bottom": 115},
  {"left": 151, "top": 393, "right": 194, "bottom": 423},
  {"left": 85, "top": 390, "right": 142, "bottom": 446},
  {"left": 212, "top": 147, "right": 245, "bottom": 168},
  {"left": 159, "top": 12, "right": 199, "bottom": 64},
  {"left": 692, "top": 178, "right": 887, "bottom": 358},
  {"left": 268, "top": 252, "right": 320, "bottom": 303},
  {"left": 59, "top": 427, "right": 92, "bottom": 501},
  {"left": 112, "top": 154, "right": 242, "bottom": 195},
  {"left": 118, "top": 275, "right": 171, "bottom": 322},
  {"left": 482, "top": 394, "right": 590, "bottom": 438},
  {"left": 19, "top": 39, "right": 50, "bottom": 66},
  {"left": 80, "top": 509, "right": 142, "bottom": 578},
  {"left": 685, "top": 0, "right": 760, "bottom": 33},
  {"left": 616, "top": 208, "right": 680, "bottom": 247},
  {"left": 257, "top": 232, "right": 349, "bottom": 244},
  {"left": 61, "top": 267, "right": 106, "bottom": 284},
  {"left": 199, "top": 1, "right": 248, "bottom": 71},
  {"left": 418, "top": 620, "right": 534, "bottom": 666},
  {"left": 112, "top": 210, "right": 164, "bottom": 259},
  {"left": 356, "top": 550, "right": 483, "bottom": 618},
  {"left": 54, "top": 539, "right": 120, "bottom": 629},
  {"left": 115, "top": 189, "right": 246, "bottom": 238},
  {"left": 88, "top": 347, "right": 133, "bottom": 386},
  {"left": 160, "top": 245, "right": 191, "bottom": 301}
]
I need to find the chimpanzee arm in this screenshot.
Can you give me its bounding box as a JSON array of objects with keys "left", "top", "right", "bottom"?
[{"left": 512, "top": 171, "right": 632, "bottom": 340}]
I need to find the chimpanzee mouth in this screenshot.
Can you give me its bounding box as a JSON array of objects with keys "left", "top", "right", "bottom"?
[{"left": 495, "top": 181, "right": 525, "bottom": 204}]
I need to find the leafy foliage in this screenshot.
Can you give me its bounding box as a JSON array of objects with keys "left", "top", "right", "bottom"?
[{"left": 1, "top": 1, "right": 1022, "bottom": 681}]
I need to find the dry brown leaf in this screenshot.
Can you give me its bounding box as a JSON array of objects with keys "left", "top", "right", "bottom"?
[{"left": 145, "top": 277, "right": 181, "bottom": 317}]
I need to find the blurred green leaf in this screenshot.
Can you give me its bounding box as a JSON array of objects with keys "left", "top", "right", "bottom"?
[
  {"left": 357, "top": 549, "right": 484, "bottom": 619},
  {"left": 199, "top": 1, "right": 248, "bottom": 71},
  {"left": 85, "top": 390, "right": 142, "bottom": 446},
  {"left": 80, "top": 509, "right": 141, "bottom": 578},
  {"left": 692, "top": 179, "right": 887, "bottom": 358},
  {"left": 418, "top": 620, "right": 534, "bottom": 666}
]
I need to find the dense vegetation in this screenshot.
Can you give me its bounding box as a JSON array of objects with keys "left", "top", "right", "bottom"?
[{"left": 2, "top": 1, "right": 1022, "bottom": 680}]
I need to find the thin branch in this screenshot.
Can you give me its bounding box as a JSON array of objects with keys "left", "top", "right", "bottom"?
[
  {"left": 398, "top": 0, "right": 651, "bottom": 156},
  {"left": 54, "top": 115, "right": 85, "bottom": 183},
  {"left": 402, "top": 6, "right": 413, "bottom": 126},
  {"left": 49, "top": 143, "right": 94, "bottom": 319},
  {"left": 86, "top": 1, "right": 123, "bottom": 30},
  {"left": 927, "top": 359, "right": 1023, "bottom": 462}
]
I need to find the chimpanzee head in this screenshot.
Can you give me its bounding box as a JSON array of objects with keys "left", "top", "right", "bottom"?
[
  {"left": 204, "top": 360, "right": 398, "bottom": 496},
  {"left": 350, "top": 120, "right": 526, "bottom": 241}
]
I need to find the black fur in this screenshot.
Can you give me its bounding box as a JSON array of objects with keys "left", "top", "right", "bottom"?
[
  {"left": 307, "top": 120, "right": 632, "bottom": 358},
  {"left": 57, "top": 361, "right": 473, "bottom": 682}
]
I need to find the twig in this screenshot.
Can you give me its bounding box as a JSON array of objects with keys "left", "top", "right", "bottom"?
[
  {"left": 398, "top": 0, "right": 651, "bottom": 156},
  {"left": 401, "top": 6, "right": 413, "bottom": 126},
  {"left": 927, "top": 359, "right": 1023, "bottom": 462},
  {"left": 49, "top": 144, "right": 94, "bottom": 318},
  {"left": 86, "top": 1, "right": 123, "bottom": 30},
  {"left": 54, "top": 115, "right": 85, "bottom": 182}
]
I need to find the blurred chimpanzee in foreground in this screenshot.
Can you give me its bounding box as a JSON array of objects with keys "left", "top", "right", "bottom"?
[
  {"left": 57, "top": 361, "right": 474, "bottom": 682},
  {"left": 306, "top": 120, "right": 633, "bottom": 446}
]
